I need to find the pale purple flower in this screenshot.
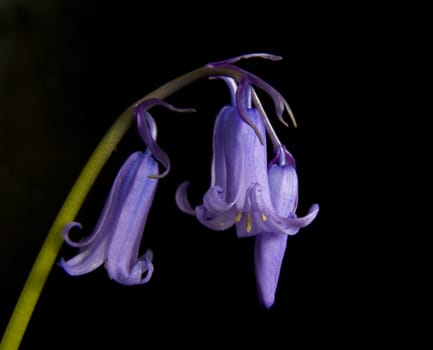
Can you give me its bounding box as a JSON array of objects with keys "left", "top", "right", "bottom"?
[
  {"left": 176, "top": 78, "right": 318, "bottom": 237},
  {"left": 176, "top": 69, "right": 319, "bottom": 307},
  {"left": 59, "top": 149, "right": 158, "bottom": 285},
  {"left": 59, "top": 99, "right": 189, "bottom": 285},
  {"left": 255, "top": 146, "right": 318, "bottom": 308}
]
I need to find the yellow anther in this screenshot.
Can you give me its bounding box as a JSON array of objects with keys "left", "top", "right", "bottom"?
[
  {"left": 246, "top": 213, "right": 252, "bottom": 233},
  {"left": 261, "top": 214, "right": 268, "bottom": 222},
  {"left": 234, "top": 211, "right": 243, "bottom": 223}
]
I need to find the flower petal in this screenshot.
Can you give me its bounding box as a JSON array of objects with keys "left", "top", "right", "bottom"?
[
  {"left": 60, "top": 152, "right": 144, "bottom": 275},
  {"left": 116, "top": 249, "right": 154, "bottom": 286},
  {"left": 207, "top": 55, "right": 296, "bottom": 127},
  {"left": 62, "top": 222, "right": 84, "bottom": 248},
  {"left": 202, "top": 185, "right": 236, "bottom": 214},
  {"left": 292, "top": 203, "right": 320, "bottom": 227},
  {"left": 235, "top": 77, "right": 265, "bottom": 144},
  {"left": 195, "top": 204, "right": 238, "bottom": 231},
  {"left": 254, "top": 232, "right": 288, "bottom": 308},
  {"left": 211, "top": 105, "right": 231, "bottom": 188},
  {"left": 105, "top": 150, "right": 159, "bottom": 284},
  {"left": 244, "top": 73, "right": 296, "bottom": 127},
  {"left": 135, "top": 98, "right": 196, "bottom": 178},
  {"left": 241, "top": 175, "right": 319, "bottom": 236},
  {"left": 264, "top": 203, "right": 320, "bottom": 235},
  {"left": 224, "top": 107, "right": 268, "bottom": 205},
  {"left": 175, "top": 181, "right": 195, "bottom": 215},
  {"left": 268, "top": 164, "right": 299, "bottom": 214},
  {"left": 136, "top": 110, "right": 170, "bottom": 178}
]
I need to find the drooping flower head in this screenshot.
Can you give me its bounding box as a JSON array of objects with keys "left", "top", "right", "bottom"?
[
  {"left": 255, "top": 146, "right": 319, "bottom": 307},
  {"left": 176, "top": 73, "right": 318, "bottom": 238},
  {"left": 177, "top": 77, "right": 275, "bottom": 235},
  {"left": 59, "top": 99, "right": 192, "bottom": 285},
  {"left": 176, "top": 55, "right": 319, "bottom": 307}
]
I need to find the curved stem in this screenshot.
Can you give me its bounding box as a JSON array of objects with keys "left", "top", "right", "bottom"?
[{"left": 0, "top": 66, "right": 241, "bottom": 350}]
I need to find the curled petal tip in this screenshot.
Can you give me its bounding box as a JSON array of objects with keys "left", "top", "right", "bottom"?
[
  {"left": 309, "top": 203, "right": 320, "bottom": 218},
  {"left": 63, "top": 222, "right": 89, "bottom": 248},
  {"left": 143, "top": 248, "right": 153, "bottom": 262},
  {"left": 134, "top": 249, "right": 154, "bottom": 284},
  {"left": 147, "top": 159, "right": 168, "bottom": 179},
  {"left": 136, "top": 112, "right": 170, "bottom": 176},
  {"left": 62, "top": 221, "right": 82, "bottom": 238},
  {"left": 175, "top": 181, "right": 196, "bottom": 215},
  {"left": 293, "top": 203, "right": 320, "bottom": 229}
]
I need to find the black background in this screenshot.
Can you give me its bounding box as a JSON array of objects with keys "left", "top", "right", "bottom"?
[{"left": 0, "top": 0, "right": 413, "bottom": 348}]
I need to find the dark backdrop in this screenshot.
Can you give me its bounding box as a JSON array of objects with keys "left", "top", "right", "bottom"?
[{"left": 1, "top": 0, "right": 406, "bottom": 348}]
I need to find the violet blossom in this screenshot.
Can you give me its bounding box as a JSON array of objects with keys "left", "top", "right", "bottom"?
[
  {"left": 59, "top": 99, "right": 188, "bottom": 285},
  {"left": 176, "top": 65, "right": 319, "bottom": 307}
]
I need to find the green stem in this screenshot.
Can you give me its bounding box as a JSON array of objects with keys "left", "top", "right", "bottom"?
[{"left": 0, "top": 66, "right": 241, "bottom": 350}]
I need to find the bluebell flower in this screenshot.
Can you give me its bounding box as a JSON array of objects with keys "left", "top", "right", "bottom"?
[
  {"left": 176, "top": 77, "right": 318, "bottom": 237},
  {"left": 176, "top": 70, "right": 319, "bottom": 307},
  {"left": 60, "top": 149, "right": 158, "bottom": 285},
  {"left": 255, "top": 146, "right": 318, "bottom": 308},
  {"left": 60, "top": 99, "right": 190, "bottom": 285}
]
